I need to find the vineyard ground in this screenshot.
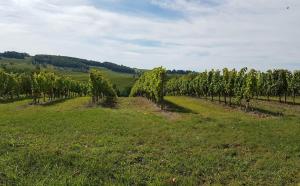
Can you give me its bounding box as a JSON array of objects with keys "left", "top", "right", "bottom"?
[{"left": 0, "top": 96, "right": 299, "bottom": 185}]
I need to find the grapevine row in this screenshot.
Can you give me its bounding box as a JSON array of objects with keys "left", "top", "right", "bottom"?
[
  {"left": 166, "top": 68, "right": 300, "bottom": 108},
  {"left": 0, "top": 70, "right": 89, "bottom": 103},
  {"left": 90, "top": 70, "right": 117, "bottom": 104},
  {"left": 130, "top": 67, "right": 166, "bottom": 108}
]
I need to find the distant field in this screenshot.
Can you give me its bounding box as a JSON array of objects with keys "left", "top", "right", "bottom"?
[
  {"left": 0, "top": 57, "right": 136, "bottom": 92},
  {"left": 0, "top": 57, "right": 35, "bottom": 71},
  {"left": 53, "top": 67, "right": 135, "bottom": 91},
  {"left": 0, "top": 96, "right": 299, "bottom": 185}
]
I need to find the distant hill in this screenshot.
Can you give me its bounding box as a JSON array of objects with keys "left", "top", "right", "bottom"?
[
  {"left": 0, "top": 51, "right": 30, "bottom": 59},
  {"left": 33, "top": 55, "right": 136, "bottom": 74},
  {"left": 0, "top": 53, "right": 136, "bottom": 96},
  {"left": 0, "top": 51, "right": 136, "bottom": 74},
  {"left": 1, "top": 51, "right": 193, "bottom": 75},
  {"left": 0, "top": 51, "right": 191, "bottom": 95}
]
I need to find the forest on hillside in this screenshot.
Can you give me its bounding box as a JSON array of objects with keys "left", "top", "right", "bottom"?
[{"left": 0, "top": 51, "right": 136, "bottom": 74}]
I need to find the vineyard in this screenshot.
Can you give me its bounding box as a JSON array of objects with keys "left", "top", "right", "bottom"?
[
  {"left": 166, "top": 68, "right": 300, "bottom": 108},
  {"left": 3, "top": 66, "right": 298, "bottom": 109},
  {"left": 90, "top": 70, "right": 117, "bottom": 104},
  {"left": 1, "top": 0, "right": 299, "bottom": 183},
  {"left": 129, "top": 67, "right": 300, "bottom": 113},
  {"left": 1, "top": 66, "right": 300, "bottom": 110},
  {"left": 1, "top": 65, "right": 300, "bottom": 185},
  {"left": 0, "top": 69, "right": 116, "bottom": 104},
  {"left": 130, "top": 67, "right": 166, "bottom": 108}
]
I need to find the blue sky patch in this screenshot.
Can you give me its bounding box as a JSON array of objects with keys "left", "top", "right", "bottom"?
[
  {"left": 88, "top": 0, "right": 184, "bottom": 20},
  {"left": 105, "top": 36, "right": 163, "bottom": 47}
]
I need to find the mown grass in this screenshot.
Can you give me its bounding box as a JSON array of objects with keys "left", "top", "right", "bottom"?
[{"left": 0, "top": 96, "right": 299, "bottom": 185}]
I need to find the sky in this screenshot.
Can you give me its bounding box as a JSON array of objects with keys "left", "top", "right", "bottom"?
[{"left": 0, "top": 0, "right": 299, "bottom": 71}]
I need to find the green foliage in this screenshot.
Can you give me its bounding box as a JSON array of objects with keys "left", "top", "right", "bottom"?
[
  {"left": 212, "top": 70, "right": 223, "bottom": 101},
  {"left": 31, "top": 71, "right": 88, "bottom": 104},
  {"left": 0, "top": 69, "right": 87, "bottom": 103},
  {"left": 89, "top": 70, "right": 117, "bottom": 104},
  {"left": 288, "top": 71, "right": 300, "bottom": 103},
  {"left": 166, "top": 68, "right": 300, "bottom": 107},
  {"left": 0, "top": 70, "right": 23, "bottom": 99},
  {"left": 244, "top": 69, "right": 257, "bottom": 109},
  {"left": 130, "top": 67, "right": 166, "bottom": 107},
  {"left": 234, "top": 68, "right": 247, "bottom": 104},
  {"left": 18, "top": 73, "right": 32, "bottom": 96},
  {"left": 273, "top": 70, "right": 288, "bottom": 102},
  {"left": 0, "top": 57, "right": 136, "bottom": 95}
]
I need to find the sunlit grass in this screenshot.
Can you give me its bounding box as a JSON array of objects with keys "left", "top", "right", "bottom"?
[{"left": 0, "top": 96, "right": 299, "bottom": 185}]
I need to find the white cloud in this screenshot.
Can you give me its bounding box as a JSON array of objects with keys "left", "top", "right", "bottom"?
[{"left": 0, "top": 0, "right": 299, "bottom": 70}]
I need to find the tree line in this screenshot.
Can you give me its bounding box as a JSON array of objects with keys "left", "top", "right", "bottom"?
[
  {"left": 84, "top": 61, "right": 136, "bottom": 74},
  {"left": 0, "top": 52, "right": 136, "bottom": 74},
  {"left": 166, "top": 69, "right": 194, "bottom": 75},
  {"left": 33, "top": 55, "right": 90, "bottom": 72},
  {"left": 130, "top": 67, "right": 166, "bottom": 108},
  {"left": 33, "top": 55, "right": 136, "bottom": 74},
  {"left": 0, "top": 51, "right": 30, "bottom": 59},
  {"left": 166, "top": 68, "right": 300, "bottom": 108}
]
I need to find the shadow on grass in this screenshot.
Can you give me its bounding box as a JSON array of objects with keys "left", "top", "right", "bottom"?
[
  {"left": 187, "top": 96, "right": 283, "bottom": 117},
  {"left": 41, "top": 98, "right": 73, "bottom": 106},
  {"left": 248, "top": 106, "right": 284, "bottom": 117},
  {"left": 28, "top": 98, "right": 74, "bottom": 106},
  {"left": 163, "top": 99, "right": 196, "bottom": 114},
  {"left": 256, "top": 98, "right": 300, "bottom": 106},
  {"left": 99, "top": 98, "right": 118, "bottom": 109},
  {"left": 85, "top": 97, "right": 118, "bottom": 109},
  {"left": 0, "top": 97, "right": 30, "bottom": 104}
]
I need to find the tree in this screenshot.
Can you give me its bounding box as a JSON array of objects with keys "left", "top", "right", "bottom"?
[{"left": 1, "top": 51, "right": 30, "bottom": 59}]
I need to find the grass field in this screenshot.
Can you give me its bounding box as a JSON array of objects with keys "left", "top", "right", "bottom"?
[
  {"left": 0, "top": 57, "right": 35, "bottom": 71},
  {"left": 0, "top": 96, "right": 299, "bottom": 185},
  {"left": 53, "top": 67, "right": 135, "bottom": 92}
]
